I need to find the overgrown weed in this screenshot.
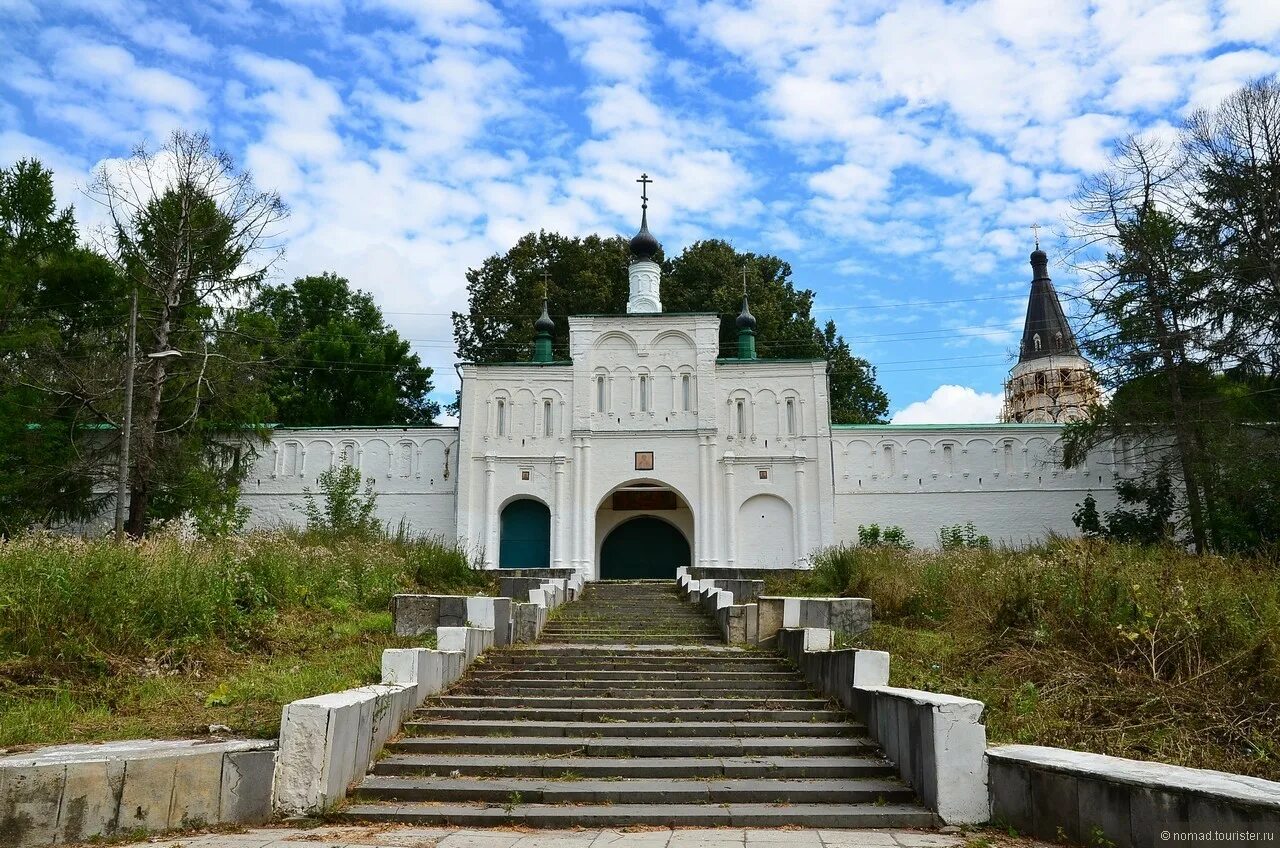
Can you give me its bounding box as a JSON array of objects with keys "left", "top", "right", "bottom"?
[
  {"left": 0, "top": 528, "right": 487, "bottom": 746},
  {"left": 768, "top": 538, "right": 1279, "bottom": 778}
]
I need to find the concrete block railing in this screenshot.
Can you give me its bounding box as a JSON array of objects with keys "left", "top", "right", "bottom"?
[
  {"left": 1, "top": 582, "right": 585, "bottom": 845},
  {"left": 272, "top": 624, "right": 495, "bottom": 817},
  {"left": 392, "top": 573, "right": 580, "bottom": 646},
  {"left": 0, "top": 739, "right": 275, "bottom": 846},
  {"left": 276, "top": 579, "right": 582, "bottom": 817},
  {"left": 499, "top": 570, "right": 584, "bottom": 603},
  {"left": 775, "top": 624, "right": 1280, "bottom": 840},
  {"left": 391, "top": 594, "right": 513, "bottom": 644},
  {"left": 774, "top": 625, "right": 988, "bottom": 826},
  {"left": 853, "top": 684, "right": 989, "bottom": 825},
  {"left": 987, "top": 745, "right": 1280, "bottom": 848},
  {"left": 675, "top": 567, "right": 871, "bottom": 647}
]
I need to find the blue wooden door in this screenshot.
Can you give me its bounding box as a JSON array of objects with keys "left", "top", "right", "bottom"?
[{"left": 499, "top": 499, "right": 551, "bottom": 568}]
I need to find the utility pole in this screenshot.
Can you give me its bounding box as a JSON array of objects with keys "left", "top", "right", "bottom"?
[{"left": 115, "top": 288, "right": 137, "bottom": 541}]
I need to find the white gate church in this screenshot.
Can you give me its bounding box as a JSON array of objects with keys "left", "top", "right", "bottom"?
[{"left": 240, "top": 182, "right": 1126, "bottom": 577}]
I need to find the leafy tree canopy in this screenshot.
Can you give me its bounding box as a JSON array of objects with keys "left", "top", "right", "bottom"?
[
  {"left": 0, "top": 159, "right": 122, "bottom": 533},
  {"left": 252, "top": 273, "right": 438, "bottom": 426},
  {"left": 453, "top": 231, "right": 888, "bottom": 423}
]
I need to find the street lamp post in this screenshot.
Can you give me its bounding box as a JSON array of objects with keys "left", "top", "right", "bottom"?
[
  {"left": 114, "top": 290, "right": 137, "bottom": 542},
  {"left": 113, "top": 290, "right": 182, "bottom": 541}
]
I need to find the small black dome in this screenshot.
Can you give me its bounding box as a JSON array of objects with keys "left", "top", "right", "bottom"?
[
  {"left": 1030, "top": 247, "right": 1050, "bottom": 280},
  {"left": 535, "top": 301, "right": 554, "bottom": 333},
  {"left": 630, "top": 209, "right": 660, "bottom": 260},
  {"left": 736, "top": 296, "right": 757, "bottom": 330}
]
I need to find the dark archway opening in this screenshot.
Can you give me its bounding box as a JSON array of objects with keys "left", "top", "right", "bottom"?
[
  {"left": 599, "top": 516, "right": 690, "bottom": 579},
  {"left": 498, "top": 499, "right": 550, "bottom": 569}
]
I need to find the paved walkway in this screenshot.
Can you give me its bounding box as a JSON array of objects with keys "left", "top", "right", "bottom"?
[{"left": 122, "top": 826, "right": 978, "bottom": 848}]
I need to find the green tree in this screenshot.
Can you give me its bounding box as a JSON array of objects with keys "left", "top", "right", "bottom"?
[
  {"left": 252, "top": 273, "right": 438, "bottom": 425},
  {"left": 0, "top": 159, "right": 124, "bottom": 533},
  {"left": 1066, "top": 83, "right": 1280, "bottom": 554},
  {"left": 817, "top": 319, "right": 889, "bottom": 424},
  {"left": 452, "top": 230, "right": 632, "bottom": 364},
  {"left": 452, "top": 232, "right": 888, "bottom": 423},
  {"left": 86, "top": 131, "right": 287, "bottom": 535},
  {"left": 1067, "top": 136, "right": 1217, "bottom": 552}
]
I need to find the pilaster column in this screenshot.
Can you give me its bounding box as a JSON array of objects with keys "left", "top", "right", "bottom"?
[
  {"left": 724, "top": 457, "right": 737, "bottom": 567},
  {"left": 580, "top": 442, "right": 593, "bottom": 578},
  {"left": 710, "top": 440, "right": 722, "bottom": 565},
  {"left": 696, "top": 436, "right": 709, "bottom": 567},
  {"left": 794, "top": 455, "right": 807, "bottom": 564},
  {"left": 552, "top": 456, "right": 566, "bottom": 567},
  {"left": 571, "top": 438, "right": 584, "bottom": 570},
  {"left": 483, "top": 455, "right": 497, "bottom": 569}
]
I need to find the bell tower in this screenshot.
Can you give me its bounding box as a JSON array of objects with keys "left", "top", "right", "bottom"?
[
  {"left": 627, "top": 173, "right": 662, "bottom": 314},
  {"left": 1001, "top": 240, "right": 1101, "bottom": 423}
]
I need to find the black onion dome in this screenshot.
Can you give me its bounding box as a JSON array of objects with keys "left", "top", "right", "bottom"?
[
  {"left": 535, "top": 300, "right": 555, "bottom": 333},
  {"left": 1030, "top": 247, "right": 1049, "bottom": 277},
  {"left": 736, "top": 296, "right": 757, "bottom": 330},
  {"left": 630, "top": 209, "right": 660, "bottom": 260}
]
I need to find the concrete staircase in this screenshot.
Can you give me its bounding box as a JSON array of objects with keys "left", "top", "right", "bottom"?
[{"left": 341, "top": 579, "right": 936, "bottom": 827}]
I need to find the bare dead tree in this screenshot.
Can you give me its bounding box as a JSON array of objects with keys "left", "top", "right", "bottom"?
[{"left": 85, "top": 130, "right": 287, "bottom": 535}]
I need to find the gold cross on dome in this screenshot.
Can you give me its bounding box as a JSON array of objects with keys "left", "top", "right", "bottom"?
[{"left": 1031, "top": 223, "right": 1042, "bottom": 249}]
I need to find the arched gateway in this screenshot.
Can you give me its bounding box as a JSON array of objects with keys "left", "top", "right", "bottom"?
[
  {"left": 595, "top": 481, "right": 693, "bottom": 579},
  {"left": 599, "top": 516, "right": 691, "bottom": 579}
]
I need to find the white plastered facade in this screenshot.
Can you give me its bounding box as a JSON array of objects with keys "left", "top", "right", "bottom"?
[{"left": 239, "top": 314, "right": 1132, "bottom": 573}]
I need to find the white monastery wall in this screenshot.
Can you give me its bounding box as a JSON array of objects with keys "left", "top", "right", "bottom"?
[
  {"left": 234, "top": 350, "right": 1136, "bottom": 569},
  {"left": 831, "top": 424, "right": 1130, "bottom": 549},
  {"left": 237, "top": 417, "right": 1131, "bottom": 565},
  {"left": 239, "top": 427, "right": 459, "bottom": 538}
]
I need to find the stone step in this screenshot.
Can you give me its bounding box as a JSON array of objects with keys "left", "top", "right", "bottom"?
[
  {"left": 479, "top": 658, "right": 791, "bottom": 670},
  {"left": 550, "top": 614, "right": 711, "bottom": 622},
  {"left": 373, "top": 754, "right": 897, "bottom": 779},
  {"left": 485, "top": 652, "right": 780, "bottom": 664},
  {"left": 414, "top": 706, "right": 840, "bottom": 723},
  {"left": 467, "top": 670, "right": 799, "bottom": 681},
  {"left": 536, "top": 636, "right": 725, "bottom": 645},
  {"left": 538, "top": 625, "right": 718, "bottom": 633},
  {"left": 339, "top": 801, "right": 937, "bottom": 828},
  {"left": 402, "top": 720, "right": 858, "bottom": 738},
  {"left": 552, "top": 614, "right": 711, "bottom": 622},
  {"left": 456, "top": 677, "right": 809, "bottom": 690},
  {"left": 451, "top": 687, "right": 812, "bottom": 699},
  {"left": 544, "top": 624, "right": 715, "bottom": 631},
  {"left": 386, "top": 735, "right": 877, "bottom": 757},
  {"left": 352, "top": 775, "right": 915, "bottom": 804},
  {"left": 430, "top": 695, "right": 833, "bottom": 710},
  {"left": 495, "top": 646, "right": 749, "bottom": 656}
]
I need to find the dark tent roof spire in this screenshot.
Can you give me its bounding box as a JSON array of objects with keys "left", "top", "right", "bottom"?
[{"left": 1018, "top": 244, "right": 1079, "bottom": 362}]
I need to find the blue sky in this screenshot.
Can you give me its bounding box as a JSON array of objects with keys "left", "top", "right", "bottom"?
[{"left": 3, "top": 0, "right": 1279, "bottom": 422}]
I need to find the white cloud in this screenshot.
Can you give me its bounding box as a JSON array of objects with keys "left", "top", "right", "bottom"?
[{"left": 892, "top": 384, "right": 1004, "bottom": 424}]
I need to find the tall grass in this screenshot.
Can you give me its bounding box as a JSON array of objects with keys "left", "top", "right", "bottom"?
[
  {"left": 769, "top": 540, "right": 1280, "bottom": 777},
  {"left": 0, "top": 530, "right": 491, "bottom": 678}
]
